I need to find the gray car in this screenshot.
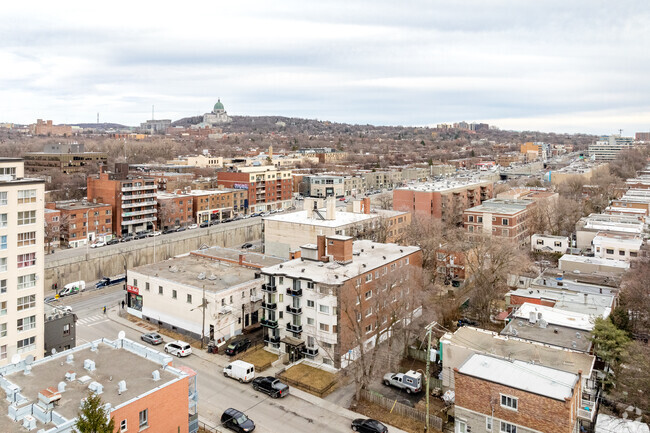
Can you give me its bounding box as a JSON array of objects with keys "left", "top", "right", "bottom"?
[{"left": 141, "top": 332, "right": 164, "bottom": 345}]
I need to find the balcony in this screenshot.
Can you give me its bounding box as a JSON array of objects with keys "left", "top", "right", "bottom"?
[
  {"left": 250, "top": 294, "right": 263, "bottom": 302},
  {"left": 122, "top": 200, "right": 156, "bottom": 208},
  {"left": 121, "top": 216, "right": 157, "bottom": 225},
  {"left": 264, "top": 335, "right": 280, "bottom": 345},
  {"left": 286, "top": 287, "right": 302, "bottom": 297},
  {"left": 302, "top": 347, "right": 319, "bottom": 357},
  {"left": 122, "top": 184, "right": 156, "bottom": 192},
  {"left": 286, "top": 305, "right": 302, "bottom": 315},
  {"left": 286, "top": 323, "right": 302, "bottom": 333},
  {"left": 261, "top": 318, "right": 278, "bottom": 329},
  {"left": 577, "top": 407, "right": 596, "bottom": 422},
  {"left": 262, "top": 301, "right": 277, "bottom": 310},
  {"left": 122, "top": 208, "right": 157, "bottom": 217},
  {"left": 262, "top": 283, "right": 277, "bottom": 293}
]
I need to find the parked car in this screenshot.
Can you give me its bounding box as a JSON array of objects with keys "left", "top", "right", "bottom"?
[
  {"left": 260, "top": 212, "right": 270, "bottom": 217},
  {"left": 141, "top": 332, "right": 164, "bottom": 345},
  {"left": 164, "top": 340, "right": 192, "bottom": 357},
  {"left": 162, "top": 228, "right": 175, "bottom": 234},
  {"left": 106, "top": 238, "right": 119, "bottom": 246},
  {"left": 457, "top": 317, "right": 478, "bottom": 327},
  {"left": 90, "top": 241, "right": 105, "bottom": 248},
  {"left": 351, "top": 419, "right": 388, "bottom": 433},
  {"left": 339, "top": 197, "right": 346, "bottom": 201},
  {"left": 188, "top": 223, "right": 198, "bottom": 229},
  {"left": 95, "top": 274, "right": 126, "bottom": 289},
  {"left": 240, "top": 243, "right": 253, "bottom": 250},
  {"left": 134, "top": 232, "right": 148, "bottom": 240},
  {"left": 223, "top": 360, "right": 255, "bottom": 383},
  {"left": 383, "top": 370, "right": 422, "bottom": 394},
  {"left": 221, "top": 408, "right": 255, "bottom": 433},
  {"left": 225, "top": 338, "right": 251, "bottom": 356},
  {"left": 251, "top": 376, "right": 289, "bottom": 398},
  {"left": 59, "top": 281, "right": 85, "bottom": 297},
  {"left": 120, "top": 234, "right": 134, "bottom": 242},
  {"left": 148, "top": 231, "right": 162, "bottom": 237},
  {"left": 209, "top": 220, "right": 221, "bottom": 226},
  {"left": 176, "top": 226, "right": 186, "bottom": 232},
  {"left": 200, "top": 221, "right": 210, "bottom": 228}
]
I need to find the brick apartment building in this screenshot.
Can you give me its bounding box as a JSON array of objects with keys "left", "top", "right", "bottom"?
[
  {"left": 45, "top": 200, "right": 113, "bottom": 248},
  {"left": 0, "top": 338, "right": 198, "bottom": 433},
  {"left": 454, "top": 353, "right": 581, "bottom": 433},
  {"left": 44, "top": 208, "right": 61, "bottom": 251},
  {"left": 434, "top": 243, "right": 473, "bottom": 287},
  {"left": 30, "top": 119, "right": 73, "bottom": 136},
  {"left": 393, "top": 179, "right": 493, "bottom": 223},
  {"left": 156, "top": 191, "right": 194, "bottom": 230},
  {"left": 260, "top": 235, "right": 422, "bottom": 369},
  {"left": 186, "top": 188, "right": 247, "bottom": 223},
  {"left": 87, "top": 164, "right": 157, "bottom": 237},
  {"left": 216, "top": 166, "right": 293, "bottom": 214},
  {"left": 463, "top": 199, "right": 535, "bottom": 245}
]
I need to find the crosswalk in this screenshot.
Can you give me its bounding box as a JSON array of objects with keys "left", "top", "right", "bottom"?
[{"left": 76, "top": 314, "right": 108, "bottom": 326}]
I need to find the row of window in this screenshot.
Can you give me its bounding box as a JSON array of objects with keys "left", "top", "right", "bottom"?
[
  {"left": 354, "top": 258, "right": 410, "bottom": 287},
  {"left": 0, "top": 190, "right": 38, "bottom": 206},
  {"left": 137, "top": 280, "right": 257, "bottom": 305},
  {"left": 0, "top": 275, "right": 37, "bottom": 292},
  {"left": 0, "top": 253, "right": 37, "bottom": 271},
  {"left": 467, "top": 215, "right": 515, "bottom": 225},
  {"left": 119, "top": 408, "right": 148, "bottom": 432},
  {"left": 0, "top": 211, "right": 37, "bottom": 227}
]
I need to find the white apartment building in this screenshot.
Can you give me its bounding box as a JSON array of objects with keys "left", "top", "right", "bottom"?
[
  {"left": 0, "top": 159, "right": 45, "bottom": 366},
  {"left": 592, "top": 232, "right": 644, "bottom": 261},
  {"left": 531, "top": 234, "right": 570, "bottom": 253},
  {"left": 588, "top": 135, "right": 636, "bottom": 161}
]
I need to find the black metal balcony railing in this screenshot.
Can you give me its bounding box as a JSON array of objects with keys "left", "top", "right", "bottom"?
[
  {"left": 262, "top": 283, "right": 277, "bottom": 293},
  {"left": 286, "top": 305, "right": 302, "bottom": 315},
  {"left": 286, "top": 287, "right": 302, "bottom": 297},
  {"left": 262, "top": 301, "right": 277, "bottom": 310},
  {"left": 264, "top": 335, "right": 281, "bottom": 344},
  {"left": 286, "top": 323, "right": 302, "bottom": 333},
  {"left": 261, "top": 318, "right": 279, "bottom": 329},
  {"left": 302, "top": 347, "right": 319, "bottom": 357}
]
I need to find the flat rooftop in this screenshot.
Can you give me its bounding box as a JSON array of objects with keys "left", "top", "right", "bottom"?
[
  {"left": 0, "top": 339, "right": 186, "bottom": 433},
  {"left": 501, "top": 319, "right": 593, "bottom": 352},
  {"left": 263, "top": 208, "right": 377, "bottom": 228},
  {"left": 262, "top": 240, "right": 420, "bottom": 285},
  {"left": 441, "top": 326, "right": 594, "bottom": 378},
  {"left": 191, "top": 246, "right": 285, "bottom": 269},
  {"left": 465, "top": 199, "right": 532, "bottom": 215},
  {"left": 395, "top": 178, "right": 489, "bottom": 193},
  {"left": 508, "top": 288, "right": 613, "bottom": 317},
  {"left": 458, "top": 353, "right": 579, "bottom": 401},
  {"left": 559, "top": 254, "right": 630, "bottom": 269},
  {"left": 51, "top": 200, "right": 110, "bottom": 210},
  {"left": 130, "top": 254, "right": 261, "bottom": 293},
  {"left": 512, "top": 302, "right": 596, "bottom": 331}
]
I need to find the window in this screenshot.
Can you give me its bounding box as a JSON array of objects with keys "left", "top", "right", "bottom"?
[
  {"left": 319, "top": 304, "right": 330, "bottom": 314},
  {"left": 17, "top": 295, "right": 36, "bottom": 311},
  {"left": 133, "top": 279, "right": 138, "bottom": 287},
  {"left": 619, "top": 250, "right": 625, "bottom": 256},
  {"left": 187, "top": 294, "right": 192, "bottom": 304},
  {"left": 120, "top": 419, "right": 127, "bottom": 432},
  {"left": 307, "top": 300, "right": 315, "bottom": 308},
  {"left": 17, "top": 274, "right": 36, "bottom": 290},
  {"left": 477, "top": 216, "right": 483, "bottom": 223},
  {"left": 307, "top": 317, "right": 314, "bottom": 325},
  {"left": 355, "top": 278, "right": 361, "bottom": 287},
  {"left": 0, "top": 323, "right": 5, "bottom": 337},
  {"left": 486, "top": 417, "right": 493, "bottom": 431},
  {"left": 365, "top": 324, "right": 373, "bottom": 334},
  {"left": 630, "top": 251, "right": 638, "bottom": 257},
  {"left": 229, "top": 295, "right": 233, "bottom": 304},
  {"left": 0, "top": 301, "right": 6, "bottom": 316},
  {"left": 554, "top": 241, "right": 562, "bottom": 247},
  {"left": 17, "top": 336, "right": 36, "bottom": 353},
  {"left": 17, "top": 315, "right": 36, "bottom": 332},
  {"left": 158, "top": 286, "right": 163, "bottom": 295},
  {"left": 375, "top": 271, "right": 380, "bottom": 279},
  {"left": 145, "top": 282, "right": 150, "bottom": 291},
  {"left": 356, "top": 312, "right": 362, "bottom": 322},
  {"left": 63, "top": 324, "right": 70, "bottom": 336},
  {"left": 0, "top": 236, "right": 5, "bottom": 250},
  {"left": 502, "top": 218, "right": 509, "bottom": 226},
  {"left": 606, "top": 248, "right": 614, "bottom": 254},
  {"left": 172, "top": 290, "right": 177, "bottom": 299},
  {"left": 17, "top": 190, "right": 37, "bottom": 204},
  {"left": 468, "top": 215, "right": 474, "bottom": 222},
  {"left": 365, "top": 273, "right": 372, "bottom": 283},
  {"left": 500, "top": 421, "right": 516, "bottom": 433},
  {"left": 0, "top": 345, "right": 5, "bottom": 359},
  {"left": 1, "top": 257, "right": 8, "bottom": 272},
  {"left": 0, "top": 214, "right": 6, "bottom": 228},
  {"left": 319, "top": 323, "right": 329, "bottom": 332},
  {"left": 17, "top": 211, "right": 36, "bottom": 225},
  {"left": 500, "top": 394, "right": 518, "bottom": 410},
  {"left": 241, "top": 291, "right": 246, "bottom": 298},
  {"left": 139, "top": 409, "right": 148, "bottom": 428},
  {"left": 0, "top": 192, "right": 6, "bottom": 205},
  {"left": 365, "top": 307, "right": 373, "bottom": 317},
  {"left": 365, "top": 290, "right": 372, "bottom": 300},
  {"left": 0, "top": 279, "right": 5, "bottom": 293},
  {"left": 17, "top": 253, "right": 36, "bottom": 268},
  {"left": 537, "top": 239, "right": 544, "bottom": 245},
  {"left": 17, "top": 232, "right": 36, "bottom": 247}
]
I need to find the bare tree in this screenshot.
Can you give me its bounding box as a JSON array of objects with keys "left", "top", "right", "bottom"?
[{"left": 157, "top": 200, "right": 181, "bottom": 230}]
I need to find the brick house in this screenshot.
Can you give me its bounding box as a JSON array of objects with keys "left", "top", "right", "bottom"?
[
  {"left": 463, "top": 199, "right": 536, "bottom": 246},
  {"left": 44, "top": 208, "right": 61, "bottom": 251},
  {"left": 45, "top": 201, "right": 113, "bottom": 248},
  {"left": 186, "top": 188, "right": 247, "bottom": 223},
  {"left": 454, "top": 353, "right": 581, "bottom": 433},
  {"left": 156, "top": 191, "right": 194, "bottom": 230},
  {"left": 216, "top": 166, "right": 293, "bottom": 214}
]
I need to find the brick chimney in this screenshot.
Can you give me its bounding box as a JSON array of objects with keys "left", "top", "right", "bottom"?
[
  {"left": 239, "top": 254, "right": 245, "bottom": 266},
  {"left": 317, "top": 235, "right": 327, "bottom": 262},
  {"left": 362, "top": 197, "right": 371, "bottom": 214},
  {"left": 327, "top": 235, "right": 353, "bottom": 263}
]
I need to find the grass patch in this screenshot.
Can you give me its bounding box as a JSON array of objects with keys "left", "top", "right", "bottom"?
[
  {"left": 280, "top": 363, "right": 338, "bottom": 397},
  {"left": 239, "top": 348, "right": 278, "bottom": 371},
  {"left": 355, "top": 398, "right": 429, "bottom": 433}
]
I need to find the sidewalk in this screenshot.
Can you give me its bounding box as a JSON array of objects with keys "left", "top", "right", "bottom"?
[{"left": 107, "top": 309, "right": 409, "bottom": 433}]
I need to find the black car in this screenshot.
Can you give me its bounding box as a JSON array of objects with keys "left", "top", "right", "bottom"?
[
  {"left": 225, "top": 338, "right": 251, "bottom": 356},
  {"left": 351, "top": 418, "right": 388, "bottom": 433},
  {"left": 162, "top": 228, "right": 175, "bottom": 234},
  {"left": 106, "top": 239, "right": 119, "bottom": 246},
  {"left": 457, "top": 317, "right": 479, "bottom": 327},
  {"left": 120, "top": 235, "right": 133, "bottom": 242},
  {"left": 176, "top": 226, "right": 186, "bottom": 232},
  {"left": 221, "top": 408, "right": 255, "bottom": 433},
  {"left": 134, "top": 232, "right": 148, "bottom": 240},
  {"left": 252, "top": 376, "right": 289, "bottom": 398},
  {"left": 241, "top": 243, "right": 253, "bottom": 249},
  {"left": 200, "top": 221, "right": 209, "bottom": 228},
  {"left": 210, "top": 220, "right": 221, "bottom": 226}
]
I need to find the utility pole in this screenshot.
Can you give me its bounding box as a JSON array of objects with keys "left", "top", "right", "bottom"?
[
  {"left": 424, "top": 321, "right": 437, "bottom": 432},
  {"left": 201, "top": 285, "right": 206, "bottom": 349}
]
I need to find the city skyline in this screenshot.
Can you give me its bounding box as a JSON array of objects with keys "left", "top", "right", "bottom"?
[{"left": 1, "top": 0, "right": 648, "bottom": 134}]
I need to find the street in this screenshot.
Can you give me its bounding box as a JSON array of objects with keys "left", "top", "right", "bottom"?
[{"left": 58, "top": 287, "right": 405, "bottom": 433}]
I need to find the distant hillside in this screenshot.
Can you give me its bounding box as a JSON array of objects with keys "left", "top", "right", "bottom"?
[
  {"left": 71, "top": 122, "right": 131, "bottom": 130},
  {"left": 170, "top": 116, "right": 202, "bottom": 127}
]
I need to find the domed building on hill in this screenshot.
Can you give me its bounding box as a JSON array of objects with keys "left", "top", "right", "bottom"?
[{"left": 202, "top": 99, "right": 231, "bottom": 125}]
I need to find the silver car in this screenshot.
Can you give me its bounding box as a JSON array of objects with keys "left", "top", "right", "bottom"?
[{"left": 141, "top": 332, "right": 164, "bottom": 345}]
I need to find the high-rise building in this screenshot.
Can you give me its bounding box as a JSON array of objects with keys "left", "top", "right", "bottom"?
[
  {"left": 588, "top": 135, "right": 635, "bottom": 161},
  {"left": 0, "top": 158, "right": 45, "bottom": 366}
]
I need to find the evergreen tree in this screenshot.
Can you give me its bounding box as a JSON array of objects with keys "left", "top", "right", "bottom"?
[
  {"left": 74, "top": 393, "right": 115, "bottom": 433},
  {"left": 591, "top": 317, "right": 630, "bottom": 387}
]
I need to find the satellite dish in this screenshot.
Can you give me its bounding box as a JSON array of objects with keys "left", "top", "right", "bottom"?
[
  {"left": 118, "top": 331, "right": 126, "bottom": 340},
  {"left": 25, "top": 355, "right": 34, "bottom": 365},
  {"left": 51, "top": 348, "right": 57, "bottom": 355},
  {"left": 11, "top": 354, "right": 20, "bottom": 364}
]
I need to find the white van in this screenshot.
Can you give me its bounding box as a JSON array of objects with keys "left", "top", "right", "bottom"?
[
  {"left": 60, "top": 281, "right": 85, "bottom": 297},
  {"left": 223, "top": 360, "right": 255, "bottom": 383}
]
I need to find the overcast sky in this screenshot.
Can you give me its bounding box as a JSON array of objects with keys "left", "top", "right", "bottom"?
[{"left": 1, "top": 0, "right": 649, "bottom": 134}]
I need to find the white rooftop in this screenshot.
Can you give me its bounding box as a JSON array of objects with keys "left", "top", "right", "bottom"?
[
  {"left": 395, "top": 178, "right": 488, "bottom": 193},
  {"left": 512, "top": 302, "right": 596, "bottom": 331},
  {"left": 559, "top": 254, "right": 630, "bottom": 270},
  {"left": 458, "top": 353, "right": 579, "bottom": 401},
  {"left": 264, "top": 208, "right": 381, "bottom": 228},
  {"left": 508, "top": 288, "right": 613, "bottom": 318}
]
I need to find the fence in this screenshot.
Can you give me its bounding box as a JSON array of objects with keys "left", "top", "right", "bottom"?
[
  {"left": 276, "top": 370, "right": 338, "bottom": 398},
  {"left": 360, "top": 389, "right": 443, "bottom": 431}
]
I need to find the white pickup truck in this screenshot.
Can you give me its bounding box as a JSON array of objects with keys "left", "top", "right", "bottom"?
[{"left": 383, "top": 370, "right": 423, "bottom": 394}]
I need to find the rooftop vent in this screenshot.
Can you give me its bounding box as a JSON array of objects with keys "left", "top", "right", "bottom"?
[
  {"left": 66, "top": 354, "right": 74, "bottom": 364},
  {"left": 83, "top": 359, "right": 96, "bottom": 372},
  {"left": 90, "top": 343, "right": 98, "bottom": 352},
  {"left": 197, "top": 273, "right": 206, "bottom": 280},
  {"left": 58, "top": 382, "right": 66, "bottom": 393},
  {"left": 88, "top": 381, "right": 103, "bottom": 395},
  {"left": 117, "top": 380, "right": 127, "bottom": 395},
  {"left": 22, "top": 414, "right": 36, "bottom": 431},
  {"left": 152, "top": 371, "right": 161, "bottom": 381},
  {"left": 65, "top": 371, "right": 76, "bottom": 381}
]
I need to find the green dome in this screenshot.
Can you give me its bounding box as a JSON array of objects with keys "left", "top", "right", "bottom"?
[{"left": 213, "top": 99, "right": 225, "bottom": 111}]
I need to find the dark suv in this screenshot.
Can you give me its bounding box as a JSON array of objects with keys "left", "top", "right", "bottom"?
[
  {"left": 221, "top": 408, "right": 255, "bottom": 433},
  {"left": 224, "top": 338, "right": 251, "bottom": 356}
]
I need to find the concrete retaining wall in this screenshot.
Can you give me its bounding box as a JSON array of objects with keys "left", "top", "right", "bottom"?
[{"left": 44, "top": 219, "right": 263, "bottom": 292}]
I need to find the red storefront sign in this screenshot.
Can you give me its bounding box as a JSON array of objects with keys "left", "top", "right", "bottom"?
[{"left": 127, "top": 285, "right": 139, "bottom": 295}]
